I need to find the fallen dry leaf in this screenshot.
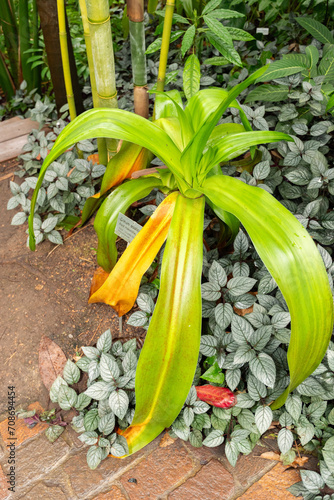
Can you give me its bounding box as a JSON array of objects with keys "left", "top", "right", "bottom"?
[
  {"left": 87, "top": 153, "right": 99, "bottom": 165},
  {"left": 39, "top": 336, "right": 67, "bottom": 390},
  {"left": 291, "top": 456, "right": 309, "bottom": 468},
  {"left": 260, "top": 451, "right": 281, "bottom": 461},
  {"left": 260, "top": 451, "right": 309, "bottom": 468},
  {"left": 160, "top": 432, "right": 176, "bottom": 448}
]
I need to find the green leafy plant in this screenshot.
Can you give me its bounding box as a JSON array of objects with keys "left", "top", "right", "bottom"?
[
  {"left": 146, "top": 0, "right": 254, "bottom": 66},
  {"left": 0, "top": 0, "right": 40, "bottom": 98},
  {"left": 246, "top": 18, "right": 334, "bottom": 109},
  {"left": 48, "top": 329, "right": 137, "bottom": 468},
  {"left": 26, "top": 64, "right": 333, "bottom": 457}
]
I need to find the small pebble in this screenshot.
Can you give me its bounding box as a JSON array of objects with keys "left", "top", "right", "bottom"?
[{"left": 68, "top": 334, "right": 73, "bottom": 338}]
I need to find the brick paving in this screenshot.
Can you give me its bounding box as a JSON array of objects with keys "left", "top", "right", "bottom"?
[{"left": 0, "top": 401, "right": 301, "bottom": 500}]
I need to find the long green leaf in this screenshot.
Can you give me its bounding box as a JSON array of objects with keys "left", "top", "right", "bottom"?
[
  {"left": 296, "top": 17, "right": 334, "bottom": 45},
  {"left": 94, "top": 177, "right": 162, "bottom": 272},
  {"left": 185, "top": 88, "right": 253, "bottom": 135},
  {"left": 319, "top": 46, "right": 334, "bottom": 83},
  {"left": 206, "top": 30, "right": 242, "bottom": 66},
  {"left": 201, "top": 175, "right": 333, "bottom": 408},
  {"left": 183, "top": 54, "right": 201, "bottom": 101},
  {"left": 206, "top": 130, "right": 292, "bottom": 173},
  {"left": 28, "top": 108, "right": 182, "bottom": 250},
  {"left": 120, "top": 194, "right": 205, "bottom": 455},
  {"left": 181, "top": 65, "right": 269, "bottom": 169},
  {"left": 245, "top": 85, "right": 290, "bottom": 103},
  {"left": 255, "top": 58, "right": 308, "bottom": 83}
]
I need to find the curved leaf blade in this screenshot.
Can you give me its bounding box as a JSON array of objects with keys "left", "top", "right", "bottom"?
[
  {"left": 202, "top": 175, "right": 333, "bottom": 408},
  {"left": 206, "top": 131, "right": 292, "bottom": 173},
  {"left": 89, "top": 191, "right": 179, "bottom": 316},
  {"left": 119, "top": 194, "right": 205, "bottom": 455},
  {"left": 94, "top": 177, "right": 162, "bottom": 272},
  {"left": 28, "top": 109, "right": 182, "bottom": 250}
]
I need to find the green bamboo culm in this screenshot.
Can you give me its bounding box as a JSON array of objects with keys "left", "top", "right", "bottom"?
[
  {"left": 152, "top": 0, "right": 175, "bottom": 120},
  {"left": 147, "top": 0, "right": 159, "bottom": 14},
  {"left": 0, "top": 52, "right": 15, "bottom": 98},
  {"left": 31, "top": 0, "right": 41, "bottom": 92},
  {"left": 18, "top": 0, "right": 31, "bottom": 87},
  {"left": 57, "top": 0, "right": 77, "bottom": 120},
  {"left": 0, "top": 0, "right": 19, "bottom": 88},
  {"left": 156, "top": 0, "right": 175, "bottom": 92},
  {"left": 85, "top": 0, "right": 118, "bottom": 158},
  {"left": 127, "top": 0, "right": 149, "bottom": 118},
  {"left": 79, "top": 0, "right": 107, "bottom": 164}
]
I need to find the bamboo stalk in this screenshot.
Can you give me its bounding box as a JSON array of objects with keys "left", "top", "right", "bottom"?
[
  {"left": 57, "top": 0, "right": 77, "bottom": 120},
  {"left": 0, "top": 51, "right": 15, "bottom": 98},
  {"left": 156, "top": 0, "right": 175, "bottom": 92},
  {"left": 127, "top": 0, "right": 149, "bottom": 118},
  {"left": 31, "top": 0, "right": 41, "bottom": 91},
  {"left": 147, "top": 0, "right": 159, "bottom": 14},
  {"left": 0, "top": 0, "right": 19, "bottom": 86},
  {"left": 18, "top": 0, "right": 31, "bottom": 86},
  {"left": 79, "top": 0, "right": 107, "bottom": 164},
  {"left": 152, "top": 0, "right": 175, "bottom": 120},
  {"left": 85, "top": 0, "right": 118, "bottom": 158}
]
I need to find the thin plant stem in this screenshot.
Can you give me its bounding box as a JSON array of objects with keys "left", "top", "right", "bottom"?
[{"left": 57, "top": 0, "right": 77, "bottom": 120}]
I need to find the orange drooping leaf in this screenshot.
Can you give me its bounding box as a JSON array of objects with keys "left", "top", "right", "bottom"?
[
  {"left": 89, "top": 266, "right": 109, "bottom": 296},
  {"left": 100, "top": 141, "right": 152, "bottom": 196},
  {"left": 80, "top": 142, "right": 152, "bottom": 226},
  {"left": 39, "top": 336, "right": 67, "bottom": 391},
  {"left": 89, "top": 191, "right": 179, "bottom": 315},
  {"left": 195, "top": 385, "right": 237, "bottom": 408}
]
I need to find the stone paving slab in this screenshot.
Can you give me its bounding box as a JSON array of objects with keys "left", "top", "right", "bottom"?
[{"left": 0, "top": 400, "right": 302, "bottom": 500}]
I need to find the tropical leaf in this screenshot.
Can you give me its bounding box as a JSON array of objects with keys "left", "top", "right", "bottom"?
[
  {"left": 255, "top": 58, "right": 308, "bottom": 83},
  {"left": 245, "top": 85, "right": 290, "bottom": 103},
  {"left": 101, "top": 141, "right": 152, "bottom": 194},
  {"left": 181, "top": 25, "right": 196, "bottom": 58},
  {"left": 80, "top": 142, "right": 151, "bottom": 225},
  {"left": 94, "top": 177, "right": 163, "bottom": 272},
  {"left": 203, "top": 131, "right": 292, "bottom": 177},
  {"left": 201, "top": 175, "right": 333, "bottom": 408},
  {"left": 319, "top": 46, "right": 334, "bottom": 83},
  {"left": 206, "top": 31, "right": 242, "bottom": 67},
  {"left": 183, "top": 54, "right": 201, "bottom": 101},
  {"left": 89, "top": 191, "right": 179, "bottom": 315},
  {"left": 181, "top": 65, "right": 269, "bottom": 169},
  {"left": 119, "top": 194, "right": 205, "bottom": 455},
  {"left": 296, "top": 17, "right": 334, "bottom": 45},
  {"left": 28, "top": 108, "right": 183, "bottom": 250}
]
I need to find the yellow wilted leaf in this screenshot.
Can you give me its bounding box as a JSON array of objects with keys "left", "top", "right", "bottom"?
[{"left": 88, "top": 191, "right": 179, "bottom": 315}]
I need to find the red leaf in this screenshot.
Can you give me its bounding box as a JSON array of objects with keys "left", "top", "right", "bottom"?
[
  {"left": 195, "top": 385, "right": 237, "bottom": 408},
  {"left": 38, "top": 336, "right": 67, "bottom": 391}
]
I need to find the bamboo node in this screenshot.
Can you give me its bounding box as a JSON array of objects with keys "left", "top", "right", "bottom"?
[
  {"left": 98, "top": 91, "right": 118, "bottom": 100},
  {"left": 87, "top": 15, "right": 110, "bottom": 25}
]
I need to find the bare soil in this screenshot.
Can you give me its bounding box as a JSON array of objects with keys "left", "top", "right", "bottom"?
[{"left": 0, "top": 159, "right": 144, "bottom": 414}]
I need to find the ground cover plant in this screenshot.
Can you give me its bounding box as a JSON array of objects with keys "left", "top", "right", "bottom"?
[
  {"left": 5, "top": 2, "right": 334, "bottom": 498},
  {"left": 26, "top": 64, "right": 333, "bottom": 462}
]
